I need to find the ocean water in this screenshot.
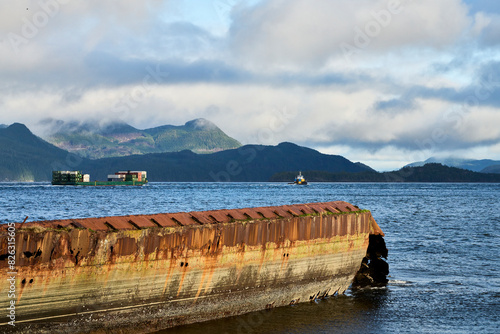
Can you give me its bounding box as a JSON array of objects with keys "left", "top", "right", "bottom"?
[{"left": 1, "top": 182, "right": 499, "bottom": 333}]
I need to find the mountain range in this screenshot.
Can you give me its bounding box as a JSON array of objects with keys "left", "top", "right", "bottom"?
[
  {"left": 1, "top": 121, "right": 500, "bottom": 182},
  {"left": 79, "top": 141, "right": 374, "bottom": 182},
  {"left": 406, "top": 157, "right": 500, "bottom": 173},
  {"left": 42, "top": 118, "right": 241, "bottom": 159},
  {"left": 0, "top": 123, "right": 372, "bottom": 182}
]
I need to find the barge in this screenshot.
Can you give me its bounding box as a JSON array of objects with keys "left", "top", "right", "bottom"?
[
  {"left": 52, "top": 170, "right": 148, "bottom": 186},
  {"left": 0, "top": 201, "right": 387, "bottom": 333}
]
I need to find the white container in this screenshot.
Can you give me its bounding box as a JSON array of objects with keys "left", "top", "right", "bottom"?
[{"left": 108, "top": 175, "right": 125, "bottom": 181}]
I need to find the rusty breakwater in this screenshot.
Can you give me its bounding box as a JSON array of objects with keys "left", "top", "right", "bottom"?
[{"left": 0, "top": 201, "right": 387, "bottom": 333}]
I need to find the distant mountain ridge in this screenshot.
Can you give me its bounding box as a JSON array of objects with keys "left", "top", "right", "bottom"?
[
  {"left": 270, "top": 163, "right": 500, "bottom": 182},
  {"left": 480, "top": 165, "right": 500, "bottom": 173},
  {"left": 78, "top": 142, "right": 373, "bottom": 182},
  {"left": 406, "top": 157, "right": 500, "bottom": 173},
  {"left": 3, "top": 123, "right": 500, "bottom": 182},
  {"left": 42, "top": 118, "right": 242, "bottom": 159},
  {"left": 0, "top": 123, "right": 372, "bottom": 182}
]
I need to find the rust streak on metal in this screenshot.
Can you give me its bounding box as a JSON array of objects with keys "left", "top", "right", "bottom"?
[
  {"left": 176, "top": 259, "right": 190, "bottom": 297},
  {"left": 369, "top": 215, "right": 385, "bottom": 236},
  {"left": 162, "top": 257, "right": 178, "bottom": 295},
  {"left": 0, "top": 201, "right": 386, "bottom": 333}
]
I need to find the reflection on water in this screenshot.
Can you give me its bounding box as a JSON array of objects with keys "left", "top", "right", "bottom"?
[{"left": 159, "top": 288, "right": 389, "bottom": 334}]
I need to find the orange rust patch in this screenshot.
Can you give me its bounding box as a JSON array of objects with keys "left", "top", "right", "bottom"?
[
  {"left": 105, "top": 216, "right": 135, "bottom": 230},
  {"left": 74, "top": 219, "right": 109, "bottom": 231},
  {"left": 294, "top": 204, "right": 316, "bottom": 215},
  {"left": 320, "top": 203, "right": 341, "bottom": 214},
  {"left": 168, "top": 213, "right": 198, "bottom": 226},
  {"left": 150, "top": 214, "right": 178, "bottom": 227},
  {"left": 237, "top": 208, "right": 261, "bottom": 220},
  {"left": 114, "top": 237, "right": 138, "bottom": 256},
  {"left": 226, "top": 210, "right": 247, "bottom": 220},
  {"left": 281, "top": 205, "right": 302, "bottom": 216},
  {"left": 127, "top": 215, "right": 157, "bottom": 228},
  {"left": 190, "top": 212, "right": 216, "bottom": 225},
  {"left": 205, "top": 210, "right": 233, "bottom": 223},
  {"left": 253, "top": 207, "right": 279, "bottom": 219},
  {"left": 305, "top": 203, "right": 328, "bottom": 213},
  {"left": 272, "top": 207, "right": 294, "bottom": 218},
  {"left": 369, "top": 215, "right": 385, "bottom": 236}
]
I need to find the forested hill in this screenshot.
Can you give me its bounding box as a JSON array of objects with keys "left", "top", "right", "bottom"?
[
  {"left": 80, "top": 142, "right": 373, "bottom": 182},
  {"left": 44, "top": 118, "right": 242, "bottom": 159},
  {"left": 269, "top": 163, "right": 500, "bottom": 183},
  {"left": 4, "top": 122, "right": 498, "bottom": 182},
  {"left": 0, "top": 123, "right": 80, "bottom": 181},
  {"left": 0, "top": 123, "right": 372, "bottom": 181}
]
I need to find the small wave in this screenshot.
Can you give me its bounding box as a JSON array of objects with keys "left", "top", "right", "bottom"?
[{"left": 389, "top": 279, "right": 412, "bottom": 285}]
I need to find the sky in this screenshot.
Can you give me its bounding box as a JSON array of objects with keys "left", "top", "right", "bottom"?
[{"left": 1, "top": 0, "right": 500, "bottom": 170}]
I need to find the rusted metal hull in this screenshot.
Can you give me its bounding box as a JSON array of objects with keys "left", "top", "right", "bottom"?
[{"left": 0, "top": 201, "right": 385, "bottom": 333}]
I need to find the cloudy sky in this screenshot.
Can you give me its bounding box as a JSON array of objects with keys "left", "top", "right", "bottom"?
[{"left": 1, "top": 0, "right": 500, "bottom": 170}]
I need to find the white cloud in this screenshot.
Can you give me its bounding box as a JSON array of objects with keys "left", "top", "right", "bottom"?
[
  {"left": 229, "top": 0, "right": 472, "bottom": 69},
  {"left": 0, "top": 0, "right": 499, "bottom": 170},
  {"left": 458, "top": 106, "right": 500, "bottom": 142},
  {"left": 474, "top": 13, "right": 500, "bottom": 46}
]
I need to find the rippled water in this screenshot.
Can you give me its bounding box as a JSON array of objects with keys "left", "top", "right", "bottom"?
[{"left": 1, "top": 182, "right": 499, "bottom": 333}]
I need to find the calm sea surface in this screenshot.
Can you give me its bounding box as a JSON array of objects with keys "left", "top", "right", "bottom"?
[{"left": 1, "top": 182, "right": 499, "bottom": 333}]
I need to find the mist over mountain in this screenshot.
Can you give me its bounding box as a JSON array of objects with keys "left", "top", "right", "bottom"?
[
  {"left": 40, "top": 118, "right": 242, "bottom": 159},
  {"left": 3, "top": 121, "right": 500, "bottom": 182},
  {"left": 0, "top": 123, "right": 372, "bottom": 182},
  {"left": 481, "top": 165, "right": 500, "bottom": 174}
]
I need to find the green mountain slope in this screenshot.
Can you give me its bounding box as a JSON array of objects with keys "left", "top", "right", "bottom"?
[
  {"left": 45, "top": 118, "right": 241, "bottom": 159},
  {"left": 0, "top": 123, "right": 85, "bottom": 181},
  {"left": 0, "top": 124, "right": 371, "bottom": 182},
  {"left": 6, "top": 123, "right": 499, "bottom": 183},
  {"left": 80, "top": 142, "right": 373, "bottom": 182}
]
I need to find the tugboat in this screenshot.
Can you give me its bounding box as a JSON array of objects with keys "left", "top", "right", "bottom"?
[{"left": 294, "top": 171, "right": 308, "bottom": 185}]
